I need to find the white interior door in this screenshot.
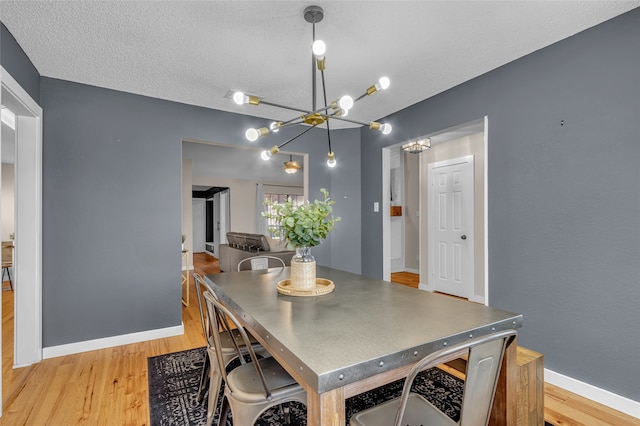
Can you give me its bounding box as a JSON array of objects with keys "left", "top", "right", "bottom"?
[
  {"left": 191, "top": 199, "right": 205, "bottom": 252},
  {"left": 428, "top": 156, "right": 474, "bottom": 298}
]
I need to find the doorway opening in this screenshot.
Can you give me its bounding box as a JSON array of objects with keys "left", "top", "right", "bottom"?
[
  {"left": 191, "top": 185, "right": 230, "bottom": 259},
  {"left": 382, "top": 118, "right": 488, "bottom": 304},
  {"left": 181, "top": 139, "right": 308, "bottom": 274},
  {"left": 1, "top": 65, "right": 44, "bottom": 414}
]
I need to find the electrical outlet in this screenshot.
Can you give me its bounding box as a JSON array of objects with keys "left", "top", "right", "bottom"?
[{"left": 373, "top": 202, "right": 379, "bottom": 212}]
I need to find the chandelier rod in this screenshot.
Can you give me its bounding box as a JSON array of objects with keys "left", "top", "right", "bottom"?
[{"left": 312, "top": 19, "right": 318, "bottom": 112}]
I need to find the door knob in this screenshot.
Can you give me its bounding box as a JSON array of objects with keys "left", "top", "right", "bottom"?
[{"left": 460, "top": 235, "right": 467, "bottom": 240}]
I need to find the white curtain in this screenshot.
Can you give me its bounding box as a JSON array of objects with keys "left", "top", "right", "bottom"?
[{"left": 255, "top": 183, "right": 267, "bottom": 236}]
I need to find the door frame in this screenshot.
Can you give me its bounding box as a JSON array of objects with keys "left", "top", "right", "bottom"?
[
  {"left": 382, "top": 117, "right": 489, "bottom": 305},
  {"left": 0, "top": 66, "right": 44, "bottom": 413},
  {"left": 426, "top": 155, "right": 474, "bottom": 298}
]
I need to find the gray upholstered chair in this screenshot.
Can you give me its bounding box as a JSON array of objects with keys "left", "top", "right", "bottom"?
[
  {"left": 192, "top": 273, "right": 266, "bottom": 420},
  {"left": 237, "top": 255, "right": 286, "bottom": 271},
  {"left": 349, "top": 329, "right": 517, "bottom": 426},
  {"left": 204, "top": 290, "right": 306, "bottom": 426}
]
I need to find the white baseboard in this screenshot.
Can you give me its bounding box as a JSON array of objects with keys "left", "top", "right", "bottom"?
[
  {"left": 545, "top": 368, "right": 640, "bottom": 419},
  {"left": 42, "top": 323, "right": 185, "bottom": 359},
  {"left": 403, "top": 268, "right": 420, "bottom": 274}
]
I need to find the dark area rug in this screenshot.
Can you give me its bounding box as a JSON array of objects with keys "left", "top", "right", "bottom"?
[{"left": 148, "top": 346, "right": 478, "bottom": 425}]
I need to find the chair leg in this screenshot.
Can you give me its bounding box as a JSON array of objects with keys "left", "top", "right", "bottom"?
[
  {"left": 206, "top": 368, "right": 223, "bottom": 426},
  {"left": 216, "top": 395, "right": 230, "bottom": 426},
  {"left": 197, "top": 356, "right": 210, "bottom": 404},
  {"left": 2, "top": 267, "right": 11, "bottom": 291}
]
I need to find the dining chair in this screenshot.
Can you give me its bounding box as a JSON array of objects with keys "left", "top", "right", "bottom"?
[
  {"left": 237, "top": 255, "right": 286, "bottom": 271},
  {"left": 192, "top": 273, "right": 267, "bottom": 414},
  {"left": 203, "top": 290, "right": 307, "bottom": 426},
  {"left": 2, "top": 242, "right": 14, "bottom": 291},
  {"left": 349, "top": 329, "right": 517, "bottom": 426}
]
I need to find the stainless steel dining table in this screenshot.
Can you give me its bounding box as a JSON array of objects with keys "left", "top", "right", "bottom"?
[{"left": 205, "top": 266, "right": 523, "bottom": 426}]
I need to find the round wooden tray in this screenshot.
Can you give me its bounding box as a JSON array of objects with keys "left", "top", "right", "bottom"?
[{"left": 277, "top": 278, "right": 335, "bottom": 297}]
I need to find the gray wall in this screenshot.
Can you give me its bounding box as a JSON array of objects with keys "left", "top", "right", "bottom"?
[
  {"left": 1, "top": 22, "right": 40, "bottom": 103},
  {"left": 329, "top": 128, "right": 362, "bottom": 274},
  {"left": 361, "top": 9, "right": 640, "bottom": 400},
  {"left": 40, "top": 77, "right": 361, "bottom": 347}
]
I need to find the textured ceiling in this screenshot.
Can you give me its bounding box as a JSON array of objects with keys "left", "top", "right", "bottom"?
[{"left": 1, "top": 1, "right": 638, "bottom": 130}]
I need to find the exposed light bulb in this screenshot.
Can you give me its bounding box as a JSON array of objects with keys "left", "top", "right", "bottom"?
[
  {"left": 261, "top": 146, "right": 279, "bottom": 160},
  {"left": 312, "top": 40, "right": 326, "bottom": 57},
  {"left": 245, "top": 128, "right": 259, "bottom": 141},
  {"left": 339, "top": 108, "right": 348, "bottom": 117},
  {"left": 377, "top": 76, "right": 390, "bottom": 90},
  {"left": 338, "top": 95, "right": 354, "bottom": 111},
  {"left": 327, "top": 152, "right": 337, "bottom": 168},
  {"left": 245, "top": 127, "right": 268, "bottom": 141},
  {"left": 270, "top": 121, "right": 281, "bottom": 133},
  {"left": 233, "top": 91, "right": 246, "bottom": 105},
  {"left": 381, "top": 123, "right": 392, "bottom": 135}
]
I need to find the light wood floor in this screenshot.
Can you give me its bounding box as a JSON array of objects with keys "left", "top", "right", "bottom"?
[{"left": 0, "top": 262, "right": 635, "bottom": 425}]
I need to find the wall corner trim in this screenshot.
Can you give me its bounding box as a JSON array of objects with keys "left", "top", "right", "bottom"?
[
  {"left": 42, "top": 324, "right": 184, "bottom": 359},
  {"left": 544, "top": 368, "right": 640, "bottom": 419}
]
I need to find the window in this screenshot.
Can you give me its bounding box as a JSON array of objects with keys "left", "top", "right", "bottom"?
[{"left": 263, "top": 193, "right": 305, "bottom": 239}]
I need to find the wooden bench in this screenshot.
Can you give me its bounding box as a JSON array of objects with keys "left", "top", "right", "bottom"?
[{"left": 443, "top": 345, "right": 544, "bottom": 426}]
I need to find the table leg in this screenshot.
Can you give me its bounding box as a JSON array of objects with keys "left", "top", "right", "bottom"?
[
  {"left": 490, "top": 335, "right": 518, "bottom": 425},
  {"left": 306, "top": 387, "right": 345, "bottom": 426}
]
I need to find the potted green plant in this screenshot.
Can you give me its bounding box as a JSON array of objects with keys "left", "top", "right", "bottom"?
[{"left": 263, "top": 188, "right": 340, "bottom": 289}]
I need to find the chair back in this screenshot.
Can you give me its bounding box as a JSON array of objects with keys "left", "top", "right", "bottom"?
[
  {"left": 393, "top": 329, "right": 516, "bottom": 426},
  {"left": 237, "top": 255, "right": 286, "bottom": 271},
  {"left": 203, "top": 290, "right": 272, "bottom": 399},
  {"left": 192, "top": 273, "right": 212, "bottom": 339}
]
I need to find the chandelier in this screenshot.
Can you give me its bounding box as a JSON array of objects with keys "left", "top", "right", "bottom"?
[
  {"left": 402, "top": 137, "right": 431, "bottom": 154},
  {"left": 230, "top": 5, "right": 393, "bottom": 169}
]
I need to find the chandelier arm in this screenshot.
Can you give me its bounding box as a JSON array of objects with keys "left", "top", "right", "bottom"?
[
  {"left": 319, "top": 69, "right": 333, "bottom": 154},
  {"left": 259, "top": 100, "right": 314, "bottom": 115},
  {"left": 326, "top": 115, "right": 371, "bottom": 127},
  {"left": 277, "top": 124, "right": 317, "bottom": 149},
  {"left": 280, "top": 117, "right": 305, "bottom": 127},
  {"left": 277, "top": 119, "right": 306, "bottom": 131},
  {"left": 353, "top": 92, "right": 369, "bottom": 103}
]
